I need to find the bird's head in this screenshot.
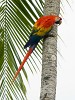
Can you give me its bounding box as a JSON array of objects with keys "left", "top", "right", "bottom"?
[{"left": 54, "top": 16, "right": 62, "bottom": 25}]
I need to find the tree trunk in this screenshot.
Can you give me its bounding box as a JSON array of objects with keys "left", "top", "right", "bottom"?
[{"left": 40, "top": 0, "right": 60, "bottom": 100}]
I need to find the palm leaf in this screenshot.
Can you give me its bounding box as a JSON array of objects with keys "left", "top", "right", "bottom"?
[{"left": 0, "top": 0, "right": 43, "bottom": 99}]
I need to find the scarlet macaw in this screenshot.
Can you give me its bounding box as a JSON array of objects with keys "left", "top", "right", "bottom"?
[{"left": 13, "top": 15, "right": 62, "bottom": 82}]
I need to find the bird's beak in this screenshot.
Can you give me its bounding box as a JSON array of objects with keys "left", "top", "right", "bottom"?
[
  {"left": 55, "top": 17, "right": 62, "bottom": 25},
  {"left": 55, "top": 19, "right": 62, "bottom": 25}
]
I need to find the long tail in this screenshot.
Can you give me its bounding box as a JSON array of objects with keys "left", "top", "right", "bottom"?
[{"left": 12, "top": 47, "right": 33, "bottom": 82}]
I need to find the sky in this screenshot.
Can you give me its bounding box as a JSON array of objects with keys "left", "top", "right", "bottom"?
[{"left": 23, "top": 0, "right": 75, "bottom": 100}]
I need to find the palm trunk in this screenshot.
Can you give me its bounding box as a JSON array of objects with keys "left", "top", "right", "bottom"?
[{"left": 40, "top": 0, "right": 60, "bottom": 100}]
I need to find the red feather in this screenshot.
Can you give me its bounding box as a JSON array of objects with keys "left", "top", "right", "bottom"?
[
  {"left": 12, "top": 48, "right": 33, "bottom": 82},
  {"left": 12, "top": 15, "right": 62, "bottom": 82},
  {"left": 35, "top": 15, "right": 56, "bottom": 28}
]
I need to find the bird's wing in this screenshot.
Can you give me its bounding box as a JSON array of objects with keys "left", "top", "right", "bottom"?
[{"left": 30, "top": 15, "right": 54, "bottom": 37}]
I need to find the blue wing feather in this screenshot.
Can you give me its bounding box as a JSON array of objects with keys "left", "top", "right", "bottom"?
[{"left": 24, "top": 35, "right": 42, "bottom": 48}]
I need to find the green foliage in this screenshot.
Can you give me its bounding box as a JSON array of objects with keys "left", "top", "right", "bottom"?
[
  {"left": 0, "top": 28, "right": 4, "bottom": 71},
  {"left": 0, "top": 0, "right": 44, "bottom": 99}
]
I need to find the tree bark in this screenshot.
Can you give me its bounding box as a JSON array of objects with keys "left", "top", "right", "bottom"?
[{"left": 40, "top": 0, "right": 60, "bottom": 100}]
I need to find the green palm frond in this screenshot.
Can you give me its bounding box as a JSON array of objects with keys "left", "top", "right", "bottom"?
[{"left": 0, "top": 0, "right": 44, "bottom": 99}]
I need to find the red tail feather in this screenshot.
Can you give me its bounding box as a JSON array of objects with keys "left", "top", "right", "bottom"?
[{"left": 12, "top": 48, "right": 33, "bottom": 82}]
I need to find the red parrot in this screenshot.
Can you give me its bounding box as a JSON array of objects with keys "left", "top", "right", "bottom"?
[{"left": 12, "top": 15, "right": 62, "bottom": 82}]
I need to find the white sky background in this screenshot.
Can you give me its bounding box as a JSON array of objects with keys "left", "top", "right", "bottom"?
[{"left": 25, "top": 0, "right": 75, "bottom": 100}]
